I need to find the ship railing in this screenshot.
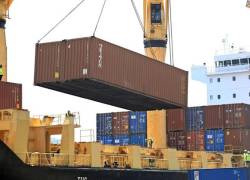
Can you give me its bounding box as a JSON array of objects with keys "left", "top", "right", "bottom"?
[
  {"left": 207, "top": 64, "right": 250, "bottom": 75},
  {"left": 101, "top": 152, "right": 129, "bottom": 168},
  {"left": 23, "top": 152, "right": 91, "bottom": 167},
  {"left": 31, "top": 112, "right": 81, "bottom": 127},
  {"left": 141, "top": 156, "right": 168, "bottom": 169},
  {"left": 178, "top": 157, "right": 192, "bottom": 170}
]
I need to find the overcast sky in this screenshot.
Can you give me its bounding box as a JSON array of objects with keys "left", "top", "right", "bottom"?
[{"left": 5, "top": 0, "right": 250, "bottom": 133}]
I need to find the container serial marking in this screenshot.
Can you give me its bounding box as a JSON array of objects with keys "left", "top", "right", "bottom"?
[{"left": 98, "top": 43, "right": 103, "bottom": 68}]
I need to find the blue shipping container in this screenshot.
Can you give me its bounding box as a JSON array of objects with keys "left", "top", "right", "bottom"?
[
  {"left": 205, "top": 129, "right": 224, "bottom": 152},
  {"left": 97, "top": 135, "right": 113, "bottom": 145},
  {"left": 189, "top": 168, "right": 250, "bottom": 180},
  {"left": 96, "top": 113, "right": 112, "bottom": 135},
  {"left": 113, "top": 135, "right": 130, "bottom": 146},
  {"left": 130, "top": 134, "right": 147, "bottom": 147},
  {"left": 129, "top": 111, "right": 147, "bottom": 134},
  {"left": 186, "top": 107, "right": 205, "bottom": 131}
]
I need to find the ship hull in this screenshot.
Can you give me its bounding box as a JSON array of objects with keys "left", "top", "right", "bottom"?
[{"left": 0, "top": 141, "right": 188, "bottom": 180}]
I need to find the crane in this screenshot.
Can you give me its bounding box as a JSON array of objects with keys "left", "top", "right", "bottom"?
[
  {"left": 143, "top": 0, "right": 169, "bottom": 62},
  {"left": 247, "top": 0, "right": 250, "bottom": 8},
  {"left": 0, "top": 0, "right": 13, "bottom": 82}
]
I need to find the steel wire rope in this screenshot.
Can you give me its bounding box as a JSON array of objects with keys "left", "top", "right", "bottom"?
[
  {"left": 93, "top": 0, "right": 107, "bottom": 36},
  {"left": 37, "top": 0, "right": 87, "bottom": 43}
]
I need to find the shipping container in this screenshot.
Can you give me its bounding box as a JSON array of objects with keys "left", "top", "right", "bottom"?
[
  {"left": 0, "top": 81, "right": 22, "bottom": 110},
  {"left": 223, "top": 104, "right": 250, "bottom": 129},
  {"left": 97, "top": 135, "right": 113, "bottom": 145},
  {"left": 224, "top": 129, "right": 250, "bottom": 151},
  {"left": 113, "top": 135, "right": 130, "bottom": 146},
  {"left": 205, "top": 129, "right": 224, "bottom": 152},
  {"left": 167, "top": 131, "right": 187, "bottom": 150},
  {"left": 167, "top": 109, "right": 185, "bottom": 131},
  {"left": 204, "top": 105, "right": 224, "bottom": 129},
  {"left": 186, "top": 107, "right": 205, "bottom": 131},
  {"left": 112, "top": 112, "right": 129, "bottom": 135},
  {"left": 129, "top": 111, "right": 147, "bottom": 134},
  {"left": 189, "top": 168, "right": 250, "bottom": 180},
  {"left": 96, "top": 113, "right": 112, "bottom": 135},
  {"left": 130, "top": 133, "right": 147, "bottom": 147},
  {"left": 186, "top": 131, "right": 204, "bottom": 151},
  {"left": 34, "top": 37, "right": 188, "bottom": 111}
]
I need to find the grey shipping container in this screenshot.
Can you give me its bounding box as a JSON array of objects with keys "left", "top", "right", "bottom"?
[
  {"left": 34, "top": 37, "right": 188, "bottom": 111},
  {"left": 0, "top": 81, "right": 22, "bottom": 110}
]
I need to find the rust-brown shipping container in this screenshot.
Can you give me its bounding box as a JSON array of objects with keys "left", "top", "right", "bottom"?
[
  {"left": 167, "top": 131, "right": 187, "bottom": 150},
  {"left": 0, "top": 81, "right": 22, "bottom": 110},
  {"left": 112, "top": 112, "right": 129, "bottom": 135},
  {"left": 204, "top": 105, "right": 224, "bottom": 129},
  {"left": 167, "top": 108, "right": 185, "bottom": 131},
  {"left": 223, "top": 104, "right": 250, "bottom": 129},
  {"left": 186, "top": 131, "right": 205, "bottom": 151},
  {"left": 34, "top": 37, "right": 188, "bottom": 111},
  {"left": 224, "top": 129, "right": 250, "bottom": 151}
]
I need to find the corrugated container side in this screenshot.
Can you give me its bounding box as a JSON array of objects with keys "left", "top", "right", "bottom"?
[
  {"left": 96, "top": 113, "right": 112, "bottom": 135},
  {"left": 167, "top": 109, "right": 185, "bottom": 131},
  {"left": 224, "top": 129, "right": 250, "bottom": 151},
  {"left": 187, "top": 131, "right": 204, "bottom": 151},
  {"left": 112, "top": 112, "right": 129, "bottom": 135},
  {"left": 97, "top": 135, "right": 113, "bottom": 145},
  {"left": 0, "top": 82, "right": 22, "bottom": 109},
  {"left": 35, "top": 37, "right": 188, "bottom": 110},
  {"left": 223, "top": 104, "right": 250, "bottom": 129},
  {"left": 167, "top": 131, "right": 187, "bottom": 150},
  {"left": 204, "top": 105, "right": 224, "bottom": 129},
  {"left": 113, "top": 135, "right": 130, "bottom": 146},
  {"left": 130, "top": 134, "right": 147, "bottom": 147},
  {"left": 129, "top": 111, "right": 147, "bottom": 134},
  {"left": 186, "top": 107, "right": 205, "bottom": 131},
  {"left": 205, "top": 129, "right": 224, "bottom": 152}
]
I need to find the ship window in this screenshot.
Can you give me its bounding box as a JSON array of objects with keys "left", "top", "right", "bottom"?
[
  {"left": 219, "top": 61, "right": 224, "bottom": 67},
  {"left": 232, "top": 59, "right": 239, "bottom": 65},
  {"left": 233, "top": 93, "right": 236, "bottom": 98},
  {"left": 224, "top": 60, "right": 232, "bottom": 66},
  {"left": 240, "top": 58, "right": 248, "bottom": 65},
  {"left": 249, "top": 92, "right": 250, "bottom": 97},
  {"left": 217, "top": 95, "right": 221, "bottom": 99},
  {"left": 209, "top": 78, "right": 213, "bottom": 83},
  {"left": 232, "top": 76, "right": 236, "bottom": 81},
  {"left": 217, "top": 78, "right": 221, "bottom": 82},
  {"left": 151, "top": 4, "right": 162, "bottom": 24},
  {"left": 249, "top": 75, "right": 250, "bottom": 80},
  {"left": 210, "top": 95, "right": 213, "bottom": 100}
]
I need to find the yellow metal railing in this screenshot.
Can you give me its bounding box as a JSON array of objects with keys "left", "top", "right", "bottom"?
[
  {"left": 141, "top": 156, "right": 168, "bottom": 169},
  {"left": 101, "top": 153, "right": 129, "bottom": 168}
]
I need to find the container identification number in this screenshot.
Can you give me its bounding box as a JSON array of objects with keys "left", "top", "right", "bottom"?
[{"left": 98, "top": 43, "right": 103, "bottom": 68}]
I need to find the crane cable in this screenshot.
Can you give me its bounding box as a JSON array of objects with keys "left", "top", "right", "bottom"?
[
  {"left": 93, "top": 0, "right": 107, "bottom": 36},
  {"left": 168, "top": 0, "right": 174, "bottom": 66},
  {"left": 37, "top": 0, "right": 87, "bottom": 43},
  {"left": 130, "top": 0, "right": 157, "bottom": 60}
]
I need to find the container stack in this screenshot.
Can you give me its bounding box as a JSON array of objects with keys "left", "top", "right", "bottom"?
[
  {"left": 204, "top": 105, "right": 224, "bottom": 152},
  {"left": 96, "top": 111, "right": 147, "bottom": 147},
  {"left": 96, "top": 113, "right": 113, "bottom": 145},
  {"left": 185, "top": 107, "right": 205, "bottom": 151},
  {"left": 223, "top": 103, "right": 250, "bottom": 152},
  {"left": 129, "top": 111, "right": 147, "bottom": 147},
  {"left": 167, "top": 109, "right": 186, "bottom": 150}
]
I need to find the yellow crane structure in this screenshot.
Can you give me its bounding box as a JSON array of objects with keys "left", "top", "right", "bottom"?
[
  {"left": 0, "top": 0, "right": 12, "bottom": 82},
  {"left": 143, "top": 0, "right": 169, "bottom": 62}
]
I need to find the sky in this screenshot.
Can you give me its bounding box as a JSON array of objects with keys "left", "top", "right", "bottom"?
[{"left": 4, "top": 0, "right": 250, "bottom": 137}]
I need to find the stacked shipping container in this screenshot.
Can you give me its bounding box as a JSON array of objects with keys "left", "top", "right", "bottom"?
[
  {"left": 167, "top": 103, "right": 250, "bottom": 152},
  {"left": 96, "top": 111, "right": 147, "bottom": 147}
]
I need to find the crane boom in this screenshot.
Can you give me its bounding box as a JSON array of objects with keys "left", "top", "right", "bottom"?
[
  {"left": 0, "top": 0, "right": 13, "bottom": 82},
  {"left": 143, "top": 0, "right": 168, "bottom": 62}
]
